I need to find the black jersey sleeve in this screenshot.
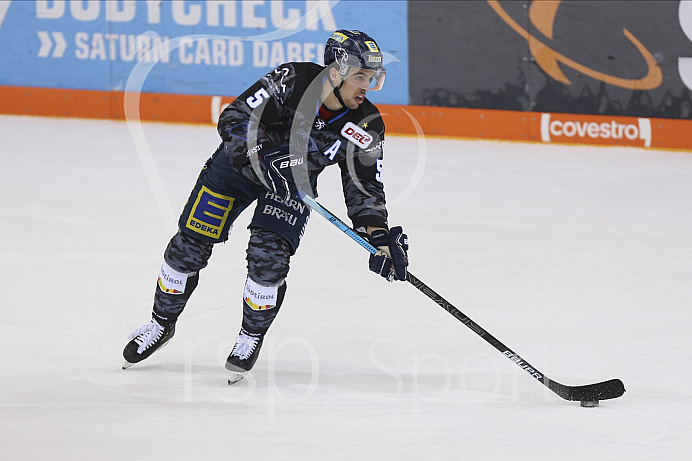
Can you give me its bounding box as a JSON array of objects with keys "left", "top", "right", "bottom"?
[
  {"left": 340, "top": 118, "right": 388, "bottom": 230},
  {"left": 216, "top": 64, "right": 298, "bottom": 174}
]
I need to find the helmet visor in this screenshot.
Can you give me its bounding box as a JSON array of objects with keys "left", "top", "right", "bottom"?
[{"left": 343, "top": 67, "right": 386, "bottom": 91}]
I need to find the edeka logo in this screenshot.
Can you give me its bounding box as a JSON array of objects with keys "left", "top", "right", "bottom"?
[
  {"left": 185, "top": 186, "right": 235, "bottom": 240},
  {"left": 487, "top": 0, "right": 662, "bottom": 90},
  {"left": 540, "top": 113, "right": 652, "bottom": 147}
]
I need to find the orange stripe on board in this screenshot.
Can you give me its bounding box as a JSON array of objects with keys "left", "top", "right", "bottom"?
[
  {"left": 378, "top": 104, "right": 532, "bottom": 141},
  {"left": 0, "top": 85, "right": 225, "bottom": 123},
  {"left": 1, "top": 85, "right": 691, "bottom": 151}
]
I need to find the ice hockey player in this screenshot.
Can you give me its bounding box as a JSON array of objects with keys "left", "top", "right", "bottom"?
[{"left": 122, "top": 30, "right": 409, "bottom": 383}]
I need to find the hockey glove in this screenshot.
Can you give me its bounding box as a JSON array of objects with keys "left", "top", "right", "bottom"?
[
  {"left": 367, "top": 226, "right": 409, "bottom": 282},
  {"left": 257, "top": 146, "right": 305, "bottom": 202}
]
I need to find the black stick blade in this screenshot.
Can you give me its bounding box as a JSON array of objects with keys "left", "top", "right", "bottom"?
[{"left": 551, "top": 379, "right": 625, "bottom": 401}]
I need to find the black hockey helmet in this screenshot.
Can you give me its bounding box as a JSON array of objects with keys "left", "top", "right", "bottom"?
[{"left": 324, "top": 30, "right": 385, "bottom": 91}]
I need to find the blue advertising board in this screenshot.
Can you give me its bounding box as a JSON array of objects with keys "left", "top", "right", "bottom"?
[{"left": 0, "top": 0, "right": 408, "bottom": 104}]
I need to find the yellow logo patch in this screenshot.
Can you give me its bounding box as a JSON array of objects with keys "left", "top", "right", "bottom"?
[
  {"left": 364, "top": 40, "right": 379, "bottom": 53},
  {"left": 330, "top": 32, "right": 348, "bottom": 43},
  {"left": 185, "top": 186, "right": 234, "bottom": 239}
]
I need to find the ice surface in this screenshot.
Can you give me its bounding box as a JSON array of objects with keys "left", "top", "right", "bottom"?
[{"left": 1, "top": 114, "right": 691, "bottom": 459}]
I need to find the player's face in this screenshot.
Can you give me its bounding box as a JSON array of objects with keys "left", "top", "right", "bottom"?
[
  {"left": 340, "top": 68, "right": 376, "bottom": 109},
  {"left": 340, "top": 82, "right": 368, "bottom": 109}
]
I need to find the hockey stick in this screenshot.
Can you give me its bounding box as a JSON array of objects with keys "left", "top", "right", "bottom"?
[{"left": 300, "top": 194, "right": 626, "bottom": 404}]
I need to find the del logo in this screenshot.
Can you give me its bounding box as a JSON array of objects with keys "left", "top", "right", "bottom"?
[
  {"left": 341, "top": 122, "right": 373, "bottom": 148},
  {"left": 540, "top": 114, "right": 652, "bottom": 147}
]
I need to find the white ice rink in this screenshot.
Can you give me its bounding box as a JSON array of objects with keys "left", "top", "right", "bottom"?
[{"left": 1, "top": 114, "right": 691, "bottom": 459}]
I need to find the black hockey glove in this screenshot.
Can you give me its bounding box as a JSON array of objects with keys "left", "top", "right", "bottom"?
[
  {"left": 257, "top": 146, "right": 304, "bottom": 202},
  {"left": 367, "top": 226, "right": 409, "bottom": 282}
]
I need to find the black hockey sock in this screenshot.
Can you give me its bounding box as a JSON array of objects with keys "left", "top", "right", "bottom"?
[
  {"left": 152, "top": 271, "right": 200, "bottom": 325},
  {"left": 241, "top": 278, "right": 287, "bottom": 335}
]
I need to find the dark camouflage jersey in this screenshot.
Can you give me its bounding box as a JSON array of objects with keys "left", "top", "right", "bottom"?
[{"left": 217, "top": 61, "right": 388, "bottom": 231}]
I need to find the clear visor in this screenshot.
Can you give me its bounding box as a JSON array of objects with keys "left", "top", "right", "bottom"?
[{"left": 343, "top": 67, "right": 386, "bottom": 91}]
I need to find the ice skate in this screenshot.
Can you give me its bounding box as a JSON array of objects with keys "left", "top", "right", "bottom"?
[
  {"left": 225, "top": 328, "right": 264, "bottom": 384},
  {"left": 122, "top": 319, "right": 175, "bottom": 369}
]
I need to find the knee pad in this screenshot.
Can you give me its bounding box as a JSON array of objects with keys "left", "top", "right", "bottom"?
[
  {"left": 164, "top": 231, "right": 214, "bottom": 274},
  {"left": 246, "top": 227, "right": 291, "bottom": 285}
]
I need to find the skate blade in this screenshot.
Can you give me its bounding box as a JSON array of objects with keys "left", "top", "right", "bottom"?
[
  {"left": 227, "top": 371, "right": 248, "bottom": 385},
  {"left": 122, "top": 360, "right": 135, "bottom": 370}
]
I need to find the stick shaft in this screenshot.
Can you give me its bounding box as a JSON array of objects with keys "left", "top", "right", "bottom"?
[{"left": 301, "top": 195, "right": 625, "bottom": 401}]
